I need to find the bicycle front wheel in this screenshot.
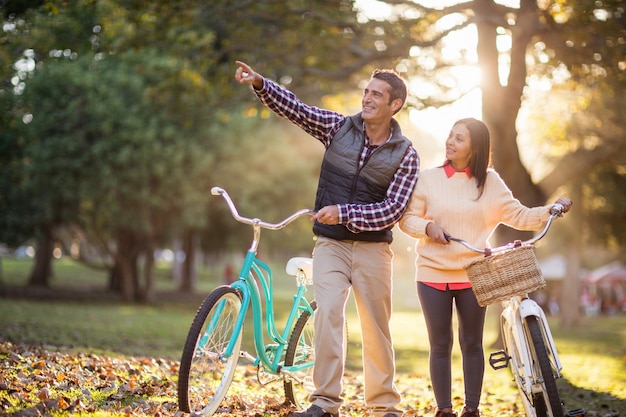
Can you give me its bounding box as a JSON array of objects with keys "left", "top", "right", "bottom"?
[
  {"left": 526, "top": 316, "right": 563, "bottom": 417},
  {"left": 284, "top": 301, "right": 316, "bottom": 408},
  {"left": 501, "top": 315, "right": 536, "bottom": 417},
  {"left": 178, "top": 286, "right": 243, "bottom": 416}
]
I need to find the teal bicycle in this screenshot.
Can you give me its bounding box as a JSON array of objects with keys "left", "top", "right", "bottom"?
[{"left": 177, "top": 187, "right": 316, "bottom": 416}]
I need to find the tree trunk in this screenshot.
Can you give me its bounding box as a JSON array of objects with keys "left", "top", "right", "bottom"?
[
  {"left": 178, "top": 230, "right": 197, "bottom": 292},
  {"left": 108, "top": 229, "right": 140, "bottom": 302},
  {"left": 171, "top": 238, "right": 182, "bottom": 284},
  {"left": 472, "top": 0, "right": 559, "bottom": 341},
  {"left": 117, "top": 255, "right": 135, "bottom": 302},
  {"left": 28, "top": 225, "right": 55, "bottom": 287},
  {"left": 141, "top": 246, "right": 156, "bottom": 303},
  {"left": 560, "top": 183, "right": 582, "bottom": 329},
  {"left": 109, "top": 253, "right": 141, "bottom": 301},
  {"left": 474, "top": 1, "right": 546, "bottom": 247},
  {"left": 560, "top": 243, "right": 582, "bottom": 328},
  {"left": 109, "top": 262, "right": 123, "bottom": 292}
]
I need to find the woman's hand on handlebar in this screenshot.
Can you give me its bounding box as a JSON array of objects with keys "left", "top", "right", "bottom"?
[
  {"left": 553, "top": 197, "right": 573, "bottom": 214},
  {"left": 426, "top": 222, "right": 450, "bottom": 244}
]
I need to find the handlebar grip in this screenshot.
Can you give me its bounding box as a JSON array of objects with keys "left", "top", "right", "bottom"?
[{"left": 550, "top": 203, "right": 564, "bottom": 216}]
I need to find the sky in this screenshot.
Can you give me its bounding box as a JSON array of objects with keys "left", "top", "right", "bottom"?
[{"left": 353, "top": 0, "right": 485, "bottom": 163}]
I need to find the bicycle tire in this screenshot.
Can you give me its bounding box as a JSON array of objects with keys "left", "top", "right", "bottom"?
[
  {"left": 283, "top": 301, "right": 317, "bottom": 408},
  {"left": 526, "top": 316, "right": 564, "bottom": 417},
  {"left": 178, "top": 286, "right": 243, "bottom": 416}
]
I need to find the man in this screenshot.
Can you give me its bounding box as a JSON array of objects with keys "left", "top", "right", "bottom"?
[{"left": 235, "top": 60, "right": 420, "bottom": 417}]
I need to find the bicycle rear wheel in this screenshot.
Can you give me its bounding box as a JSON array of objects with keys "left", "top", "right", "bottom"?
[
  {"left": 178, "top": 286, "right": 243, "bottom": 416},
  {"left": 284, "top": 301, "right": 316, "bottom": 408},
  {"left": 526, "top": 316, "right": 564, "bottom": 417}
]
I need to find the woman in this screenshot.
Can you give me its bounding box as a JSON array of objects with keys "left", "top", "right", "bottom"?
[{"left": 398, "top": 118, "right": 572, "bottom": 417}]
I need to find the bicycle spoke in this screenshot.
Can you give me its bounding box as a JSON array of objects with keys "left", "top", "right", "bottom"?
[{"left": 178, "top": 288, "right": 243, "bottom": 416}]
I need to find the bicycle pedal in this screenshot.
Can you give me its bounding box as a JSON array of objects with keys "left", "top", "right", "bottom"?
[
  {"left": 489, "top": 350, "right": 510, "bottom": 370},
  {"left": 565, "top": 409, "right": 586, "bottom": 417}
]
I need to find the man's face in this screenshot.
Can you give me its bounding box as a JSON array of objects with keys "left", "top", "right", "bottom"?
[{"left": 361, "top": 78, "right": 398, "bottom": 122}]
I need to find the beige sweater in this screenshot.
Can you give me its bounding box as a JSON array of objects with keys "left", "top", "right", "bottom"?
[{"left": 399, "top": 167, "right": 553, "bottom": 283}]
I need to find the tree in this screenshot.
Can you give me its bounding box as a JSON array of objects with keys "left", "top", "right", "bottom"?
[
  {"left": 12, "top": 52, "right": 217, "bottom": 299},
  {"left": 364, "top": 0, "right": 625, "bottom": 328},
  {"left": 0, "top": 0, "right": 424, "bottom": 297},
  {"left": 520, "top": 60, "right": 626, "bottom": 326},
  {"left": 371, "top": 0, "right": 625, "bottom": 222},
  {"left": 3, "top": 0, "right": 624, "bottom": 305},
  {"left": 1, "top": 0, "right": 107, "bottom": 287}
]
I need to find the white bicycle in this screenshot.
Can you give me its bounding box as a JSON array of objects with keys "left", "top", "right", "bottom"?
[{"left": 447, "top": 204, "right": 583, "bottom": 417}]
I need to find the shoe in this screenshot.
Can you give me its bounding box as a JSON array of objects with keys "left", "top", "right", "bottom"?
[
  {"left": 460, "top": 408, "right": 480, "bottom": 417},
  {"left": 289, "top": 404, "right": 339, "bottom": 417},
  {"left": 435, "top": 409, "right": 458, "bottom": 417}
]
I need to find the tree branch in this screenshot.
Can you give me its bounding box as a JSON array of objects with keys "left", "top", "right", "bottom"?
[{"left": 539, "top": 134, "right": 626, "bottom": 198}]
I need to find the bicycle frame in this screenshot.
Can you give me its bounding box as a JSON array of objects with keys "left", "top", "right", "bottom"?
[
  {"left": 209, "top": 186, "right": 315, "bottom": 375},
  {"left": 177, "top": 187, "right": 317, "bottom": 416},
  {"left": 224, "top": 250, "right": 315, "bottom": 375},
  {"left": 500, "top": 296, "right": 563, "bottom": 402}
]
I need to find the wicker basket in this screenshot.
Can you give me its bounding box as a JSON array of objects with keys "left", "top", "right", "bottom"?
[{"left": 464, "top": 245, "right": 546, "bottom": 307}]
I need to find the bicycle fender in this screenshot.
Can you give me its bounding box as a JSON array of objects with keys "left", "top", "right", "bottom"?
[
  {"left": 518, "top": 298, "right": 563, "bottom": 374},
  {"left": 518, "top": 298, "right": 544, "bottom": 319}
]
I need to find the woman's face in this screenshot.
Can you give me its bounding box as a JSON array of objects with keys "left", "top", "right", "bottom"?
[{"left": 446, "top": 123, "right": 472, "bottom": 170}]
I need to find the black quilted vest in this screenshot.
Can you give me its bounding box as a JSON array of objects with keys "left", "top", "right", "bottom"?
[{"left": 312, "top": 113, "right": 411, "bottom": 242}]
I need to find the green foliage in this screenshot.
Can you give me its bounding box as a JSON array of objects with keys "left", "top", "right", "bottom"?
[
  {"left": 542, "top": 0, "right": 626, "bottom": 84},
  {"left": 0, "top": 91, "right": 33, "bottom": 247},
  {"left": 583, "top": 164, "right": 626, "bottom": 250},
  {"left": 16, "top": 52, "right": 214, "bottom": 243},
  {"left": 0, "top": 0, "right": 384, "bottom": 263},
  {"left": 2, "top": 0, "right": 46, "bottom": 17},
  {"left": 520, "top": 68, "right": 626, "bottom": 253},
  {"left": 2, "top": 0, "right": 97, "bottom": 63},
  {"left": 2, "top": 0, "right": 626, "bottom": 295},
  {"left": 202, "top": 114, "right": 321, "bottom": 255}
]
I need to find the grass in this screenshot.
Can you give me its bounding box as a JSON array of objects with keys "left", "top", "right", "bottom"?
[
  {"left": 0, "top": 299, "right": 192, "bottom": 358},
  {"left": 1, "top": 256, "right": 625, "bottom": 416},
  {"left": 0, "top": 256, "right": 222, "bottom": 294},
  {"left": 549, "top": 315, "right": 626, "bottom": 398}
]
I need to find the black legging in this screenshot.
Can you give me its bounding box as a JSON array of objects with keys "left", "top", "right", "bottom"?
[{"left": 417, "top": 282, "right": 487, "bottom": 410}]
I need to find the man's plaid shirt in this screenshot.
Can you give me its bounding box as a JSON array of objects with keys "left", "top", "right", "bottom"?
[{"left": 254, "top": 79, "right": 420, "bottom": 234}]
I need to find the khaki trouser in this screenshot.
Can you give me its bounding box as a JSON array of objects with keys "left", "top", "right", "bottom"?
[{"left": 310, "top": 236, "right": 402, "bottom": 416}]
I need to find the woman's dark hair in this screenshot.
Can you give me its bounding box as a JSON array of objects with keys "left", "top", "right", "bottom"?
[
  {"left": 454, "top": 117, "right": 492, "bottom": 199},
  {"left": 372, "top": 69, "right": 407, "bottom": 114}
]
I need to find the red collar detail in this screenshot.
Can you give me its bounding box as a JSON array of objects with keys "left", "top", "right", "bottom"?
[{"left": 443, "top": 160, "right": 472, "bottom": 178}]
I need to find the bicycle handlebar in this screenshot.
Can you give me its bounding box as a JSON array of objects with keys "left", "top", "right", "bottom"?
[
  {"left": 211, "top": 186, "right": 314, "bottom": 230},
  {"left": 445, "top": 204, "right": 565, "bottom": 256}
]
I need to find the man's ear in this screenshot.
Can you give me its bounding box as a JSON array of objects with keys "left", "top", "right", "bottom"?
[{"left": 391, "top": 98, "right": 403, "bottom": 113}]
